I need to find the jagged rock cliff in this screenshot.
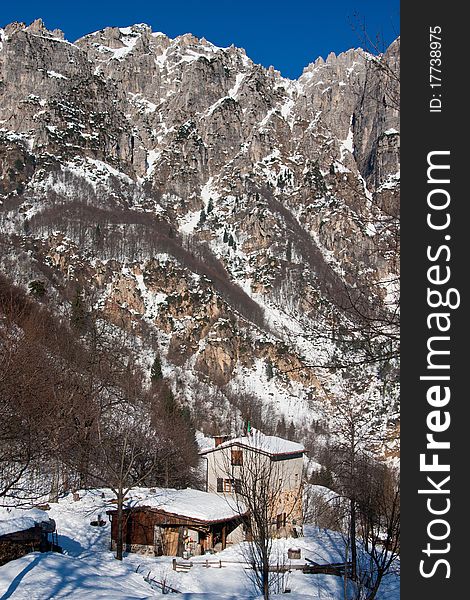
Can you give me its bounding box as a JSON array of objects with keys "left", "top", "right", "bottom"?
[{"left": 0, "top": 20, "right": 400, "bottom": 450}]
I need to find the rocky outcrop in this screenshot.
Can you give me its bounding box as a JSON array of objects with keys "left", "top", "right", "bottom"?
[{"left": 0, "top": 21, "right": 399, "bottom": 436}]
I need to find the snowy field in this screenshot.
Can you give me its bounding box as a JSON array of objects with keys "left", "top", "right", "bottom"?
[{"left": 0, "top": 490, "right": 399, "bottom": 599}]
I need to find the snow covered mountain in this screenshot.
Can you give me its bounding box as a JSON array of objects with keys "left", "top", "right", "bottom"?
[{"left": 0, "top": 20, "right": 400, "bottom": 453}]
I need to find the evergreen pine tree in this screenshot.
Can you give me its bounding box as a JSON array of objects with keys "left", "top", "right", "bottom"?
[
  {"left": 150, "top": 354, "right": 163, "bottom": 382},
  {"left": 276, "top": 416, "right": 287, "bottom": 438},
  {"left": 70, "top": 288, "right": 88, "bottom": 331},
  {"left": 287, "top": 421, "right": 296, "bottom": 440},
  {"left": 28, "top": 280, "right": 46, "bottom": 298},
  {"left": 162, "top": 385, "right": 178, "bottom": 416},
  {"left": 286, "top": 240, "right": 292, "bottom": 262},
  {"left": 265, "top": 360, "right": 274, "bottom": 380}
]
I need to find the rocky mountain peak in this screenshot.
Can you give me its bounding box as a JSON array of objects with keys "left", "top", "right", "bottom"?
[
  {"left": 3, "top": 18, "right": 65, "bottom": 40},
  {"left": 0, "top": 20, "right": 399, "bottom": 453}
]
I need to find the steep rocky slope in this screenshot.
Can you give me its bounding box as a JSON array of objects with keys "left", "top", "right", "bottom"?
[{"left": 0, "top": 20, "right": 399, "bottom": 451}]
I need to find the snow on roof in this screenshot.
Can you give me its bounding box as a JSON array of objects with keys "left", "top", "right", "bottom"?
[
  {"left": 200, "top": 429, "right": 305, "bottom": 457},
  {"left": 116, "top": 487, "right": 244, "bottom": 523},
  {"left": 0, "top": 507, "right": 49, "bottom": 537},
  {"left": 195, "top": 430, "right": 215, "bottom": 452}
]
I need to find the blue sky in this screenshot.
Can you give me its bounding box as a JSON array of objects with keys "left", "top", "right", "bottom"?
[{"left": 1, "top": 1, "right": 399, "bottom": 78}]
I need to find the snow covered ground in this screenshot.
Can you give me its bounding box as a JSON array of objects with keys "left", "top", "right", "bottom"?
[
  {"left": 0, "top": 489, "right": 399, "bottom": 599},
  {"left": 0, "top": 553, "right": 158, "bottom": 599}
]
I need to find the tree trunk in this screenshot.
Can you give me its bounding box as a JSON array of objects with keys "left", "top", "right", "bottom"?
[
  {"left": 343, "top": 537, "right": 350, "bottom": 600},
  {"left": 350, "top": 498, "right": 357, "bottom": 581},
  {"left": 365, "top": 571, "right": 384, "bottom": 600},
  {"left": 78, "top": 430, "right": 91, "bottom": 489},
  {"left": 263, "top": 567, "right": 269, "bottom": 600},
  {"left": 49, "top": 459, "right": 60, "bottom": 503},
  {"left": 263, "top": 549, "right": 270, "bottom": 600},
  {"left": 116, "top": 489, "right": 124, "bottom": 560}
]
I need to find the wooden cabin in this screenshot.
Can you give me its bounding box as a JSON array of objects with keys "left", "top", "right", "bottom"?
[{"left": 106, "top": 487, "right": 246, "bottom": 557}]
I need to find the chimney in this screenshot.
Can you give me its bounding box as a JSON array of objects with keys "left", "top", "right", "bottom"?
[{"left": 214, "top": 435, "right": 229, "bottom": 447}]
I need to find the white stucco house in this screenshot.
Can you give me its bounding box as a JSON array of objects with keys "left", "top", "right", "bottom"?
[{"left": 199, "top": 429, "right": 305, "bottom": 539}]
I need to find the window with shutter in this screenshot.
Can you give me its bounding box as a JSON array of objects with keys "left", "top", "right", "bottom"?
[
  {"left": 217, "top": 478, "right": 223, "bottom": 492},
  {"left": 231, "top": 449, "right": 243, "bottom": 466}
]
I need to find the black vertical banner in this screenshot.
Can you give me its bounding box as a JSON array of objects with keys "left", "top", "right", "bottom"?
[{"left": 401, "top": 3, "right": 466, "bottom": 599}]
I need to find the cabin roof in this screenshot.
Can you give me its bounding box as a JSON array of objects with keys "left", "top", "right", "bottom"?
[{"left": 107, "top": 487, "right": 245, "bottom": 524}]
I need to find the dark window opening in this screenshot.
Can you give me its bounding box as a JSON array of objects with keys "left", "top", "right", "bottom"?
[{"left": 276, "top": 513, "right": 287, "bottom": 529}]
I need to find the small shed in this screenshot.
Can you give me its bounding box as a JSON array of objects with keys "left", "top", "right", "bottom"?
[
  {"left": 106, "top": 487, "right": 247, "bottom": 557},
  {"left": 0, "top": 508, "right": 57, "bottom": 566}
]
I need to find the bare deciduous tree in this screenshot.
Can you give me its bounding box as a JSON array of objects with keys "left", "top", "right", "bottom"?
[
  {"left": 218, "top": 436, "right": 302, "bottom": 599},
  {"left": 354, "top": 463, "right": 400, "bottom": 600},
  {"left": 90, "top": 401, "right": 168, "bottom": 561},
  {"left": 324, "top": 391, "right": 399, "bottom": 599}
]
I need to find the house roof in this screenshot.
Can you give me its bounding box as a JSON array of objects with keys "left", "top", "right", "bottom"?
[
  {"left": 199, "top": 429, "right": 305, "bottom": 458},
  {"left": 0, "top": 507, "right": 50, "bottom": 537},
  {"left": 109, "top": 487, "right": 245, "bottom": 524}
]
